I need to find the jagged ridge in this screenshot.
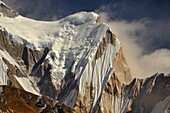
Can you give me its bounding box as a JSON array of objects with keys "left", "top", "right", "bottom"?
[{"left": 0, "top": 85, "right": 71, "bottom": 113}]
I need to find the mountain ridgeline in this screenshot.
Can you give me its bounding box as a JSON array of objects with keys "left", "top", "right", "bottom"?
[{"left": 0, "top": 1, "right": 169, "bottom": 113}]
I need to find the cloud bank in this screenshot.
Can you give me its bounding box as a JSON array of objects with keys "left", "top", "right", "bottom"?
[{"left": 99, "top": 12, "right": 170, "bottom": 78}]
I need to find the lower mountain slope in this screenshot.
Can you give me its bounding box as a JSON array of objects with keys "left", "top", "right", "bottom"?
[{"left": 0, "top": 85, "right": 71, "bottom": 113}]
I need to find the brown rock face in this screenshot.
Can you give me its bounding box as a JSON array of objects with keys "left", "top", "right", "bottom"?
[
  {"left": 95, "top": 30, "right": 116, "bottom": 60},
  {"left": 0, "top": 2, "right": 18, "bottom": 18},
  {"left": 0, "top": 85, "right": 71, "bottom": 113},
  {"left": 95, "top": 30, "right": 131, "bottom": 84},
  {"left": 0, "top": 29, "right": 57, "bottom": 98},
  {"left": 113, "top": 47, "right": 132, "bottom": 84}
]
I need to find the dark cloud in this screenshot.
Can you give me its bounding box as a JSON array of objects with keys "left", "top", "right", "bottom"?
[
  {"left": 2, "top": 0, "right": 170, "bottom": 21},
  {"left": 2, "top": 0, "right": 70, "bottom": 20},
  {"left": 1, "top": 0, "right": 113, "bottom": 20},
  {"left": 98, "top": 0, "right": 170, "bottom": 21},
  {"left": 137, "top": 19, "right": 170, "bottom": 54}
]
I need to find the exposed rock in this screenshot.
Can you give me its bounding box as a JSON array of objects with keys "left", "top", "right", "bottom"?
[
  {"left": 100, "top": 73, "right": 170, "bottom": 113},
  {"left": 0, "top": 29, "right": 56, "bottom": 97},
  {"left": 0, "top": 2, "right": 18, "bottom": 18},
  {"left": 0, "top": 85, "right": 71, "bottom": 113},
  {"left": 113, "top": 47, "right": 132, "bottom": 84},
  {"left": 95, "top": 30, "right": 116, "bottom": 60},
  {"left": 129, "top": 73, "right": 170, "bottom": 113}
]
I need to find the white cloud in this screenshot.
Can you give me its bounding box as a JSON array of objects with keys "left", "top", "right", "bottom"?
[{"left": 99, "top": 12, "right": 170, "bottom": 78}]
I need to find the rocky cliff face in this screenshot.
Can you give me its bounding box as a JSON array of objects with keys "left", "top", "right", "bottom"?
[
  {"left": 0, "top": 1, "right": 169, "bottom": 113},
  {"left": 0, "top": 85, "right": 71, "bottom": 113},
  {"left": 101, "top": 73, "right": 170, "bottom": 113}
]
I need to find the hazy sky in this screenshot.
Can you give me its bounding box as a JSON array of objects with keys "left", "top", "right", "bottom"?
[{"left": 2, "top": 0, "right": 170, "bottom": 78}]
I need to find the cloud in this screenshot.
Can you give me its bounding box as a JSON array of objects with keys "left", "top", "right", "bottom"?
[
  {"left": 136, "top": 19, "right": 170, "bottom": 54},
  {"left": 97, "top": 0, "right": 170, "bottom": 21},
  {"left": 98, "top": 12, "right": 170, "bottom": 78},
  {"left": 96, "top": 0, "right": 170, "bottom": 54}
]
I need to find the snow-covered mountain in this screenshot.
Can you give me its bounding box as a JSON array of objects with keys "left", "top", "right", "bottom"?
[{"left": 0, "top": 1, "right": 169, "bottom": 113}]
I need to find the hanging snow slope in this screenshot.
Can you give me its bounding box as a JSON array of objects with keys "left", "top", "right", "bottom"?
[
  {"left": 0, "top": 10, "right": 106, "bottom": 81},
  {"left": 0, "top": 5, "right": 130, "bottom": 84}
]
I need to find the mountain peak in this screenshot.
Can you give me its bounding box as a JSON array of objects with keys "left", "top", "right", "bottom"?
[
  {"left": 1, "top": 1, "right": 169, "bottom": 113},
  {"left": 0, "top": 7, "right": 132, "bottom": 111}
]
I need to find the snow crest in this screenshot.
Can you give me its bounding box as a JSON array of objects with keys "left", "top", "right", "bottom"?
[
  {"left": 0, "top": 11, "right": 122, "bottom": 103},
  {"left": 0, "top": 11, "right": 112, "bottom": 86}
]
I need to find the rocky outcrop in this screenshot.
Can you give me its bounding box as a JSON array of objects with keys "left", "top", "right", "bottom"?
[
  {"left": 0, "top": 85, "right": 71, "bottom": 113},
  {"left": 113, "top": 47, "right": 132, "bottom": 84},
  {"left": 100, "top": 73, "right": 170, "bottom": 113},
  {"left": 0, "top": 28, "right": 60, "bottom": 98},
  {"left": 129, "top": 73, "right": 170, "bottom": 113},
  {"left": 95, "top": 30, "right": 116, "bottom": 60},
  {"left": 0, "top": 2, "right": 18, "bottom": 18}
]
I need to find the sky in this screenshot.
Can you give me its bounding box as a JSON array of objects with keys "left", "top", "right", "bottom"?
[{"left": 2, "top": 0, "right": 170, "bottom": 78}]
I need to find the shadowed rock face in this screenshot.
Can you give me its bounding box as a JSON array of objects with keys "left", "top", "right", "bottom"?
[
  {"left": 128, "top": 74, "right": 170, "bottom": 113},
  {"left": 0, "top": 29, "right": 57, "bottom": 97},
  {"left": 100, "top": 73, "right": 170, "bottom": 113}
]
